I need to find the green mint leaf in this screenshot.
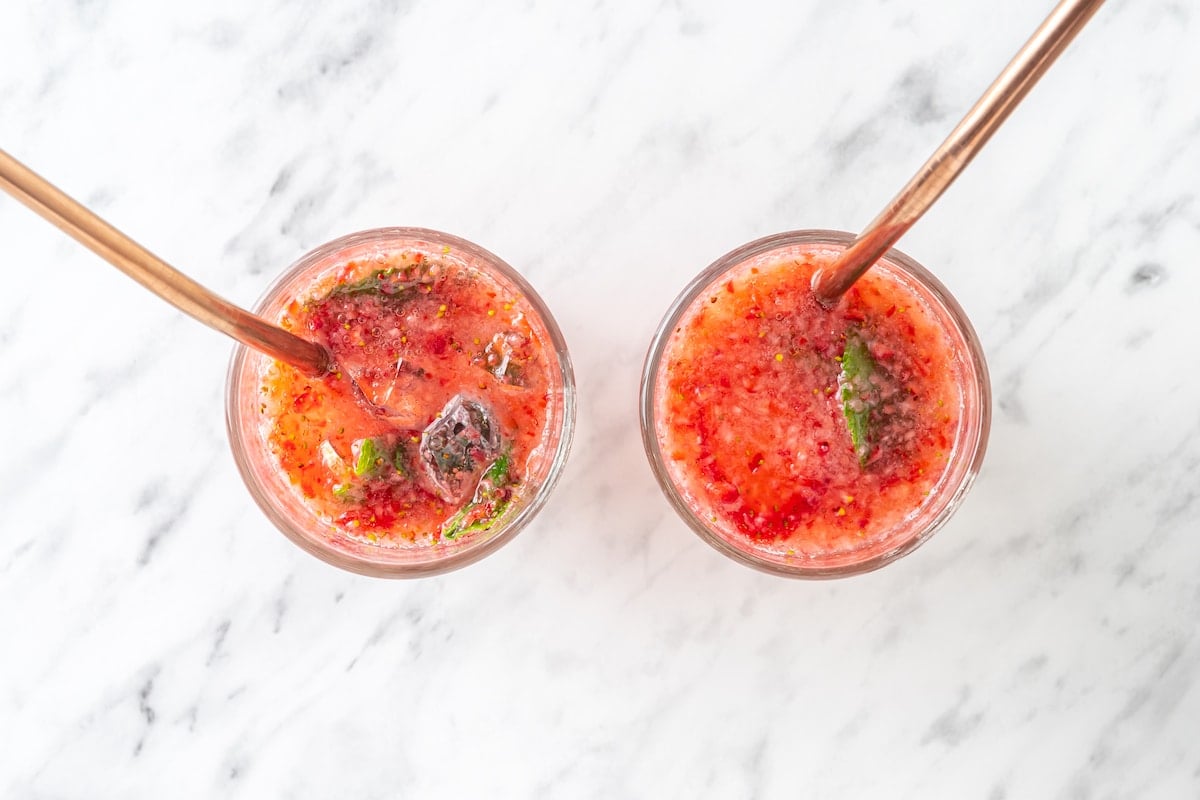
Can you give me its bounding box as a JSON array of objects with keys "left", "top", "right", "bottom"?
[
  {"left": 441, "top": 450, "right": 514, "bottom": 540},
  {"left": 329, "top": 265, "right": 434, "bottom": 300},
  {"left": 391, "top": 441, "right": 410, "bottom": 478},
  {"left": 484, "top": 450, "right": 511, "bottom": 486},
  {"left": 353, "top": 438, "right": 381, "bottom": 477},
  {"left": 838, "top": 333, "right": 878, "bottom": 467},
  {"left": 443, "top": 499, "right": 512, "bottom": 540}
]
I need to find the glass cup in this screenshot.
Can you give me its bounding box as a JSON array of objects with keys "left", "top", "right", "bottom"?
[
  {"left": 640, "top": 230, "right": 990, "bottom": 578},
  {"left": 226, "top": 228, "right": 575, "bottom": 577}
]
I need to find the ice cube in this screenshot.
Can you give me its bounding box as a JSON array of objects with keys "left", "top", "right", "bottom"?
[
  {"left": 357, "top": 357, "right": 435, "bottom": 427},
  {"left": 477, "top": 331, "right": 530, "bottom": 386},
  {"left": 313, "top": 290, "right": 438, "bottom": 426},
  {"left": 319, "top": 440, "right": 347, "bottom": 473},
  {"left": 419, "top": 395, "right": 502, "bottom": 502}
]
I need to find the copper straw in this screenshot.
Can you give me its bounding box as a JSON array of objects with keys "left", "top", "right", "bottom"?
[
  {"left": 0, "top": 148, "right": 330, "bottom": 374},
  {"left": 811, "top": 0, "right": 1106, "bottom": 305}
]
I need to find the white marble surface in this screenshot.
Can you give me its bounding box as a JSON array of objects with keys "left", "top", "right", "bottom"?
[{"left": 2, "top": 0, "right": 1198, "bottom": 796}]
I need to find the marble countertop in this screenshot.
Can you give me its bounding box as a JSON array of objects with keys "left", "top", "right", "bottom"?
[{"left": 2, "top": 1, "right": 1198, "bottom": 796}]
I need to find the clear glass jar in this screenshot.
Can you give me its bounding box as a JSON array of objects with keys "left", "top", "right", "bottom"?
[
  {"left": 640, "top": 230, "right": 990, "bottom": 578},
  {"left": 226, "top": 228, "right": 575, "bottom": 577}
]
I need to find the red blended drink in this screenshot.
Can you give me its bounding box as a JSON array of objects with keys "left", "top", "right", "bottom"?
[
  {"left": 227, "top": 228, "right": 574, "bottom": 577},
  {"left": 641, "top": 231, "right": 989, "bottom": 577}
]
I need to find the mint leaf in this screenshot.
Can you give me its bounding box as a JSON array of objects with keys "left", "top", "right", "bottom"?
[
  {"left": 441, "top": 450, "right": 514, "bottom": 540},
  {"left": 391, "top": 441, "right": 410, "bottom": 478},
  {"left": 838, "top": 333, "right": 878, "bottom": 467},
  {"left": 353, "top": 438, "right": 382, "bottom": 477},
  {"left": 442, "top": 498, "right": 512, "bottom": 540},
  {"left": 483, "top": 450, "right": 511, "bottom": 486},
  {"left": 329, "top": 266, "right": 434, "bottom": 300}
]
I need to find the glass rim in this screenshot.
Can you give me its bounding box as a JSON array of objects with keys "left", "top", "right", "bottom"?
[
  {"left": 639, "top": 229, "right": 991, "bottom": 579},
  {"left": 225, "top": 227, "right": 576, "bottom": 578}
]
